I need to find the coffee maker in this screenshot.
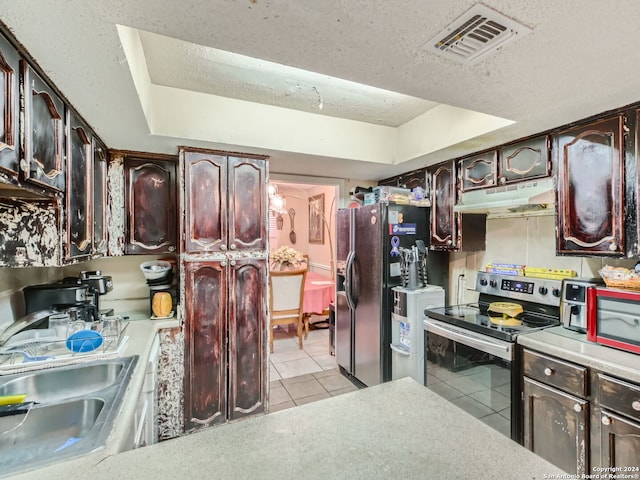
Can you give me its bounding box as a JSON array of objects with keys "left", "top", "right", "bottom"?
[
  {"left": 75, "top": 270, "right": 114, "bottom": 317},
  {"left": 23, "top": 281, "right": 98, "bottom": 325},
  {"left": 560, "top": 277, "right": 604, "bottom": 333}
]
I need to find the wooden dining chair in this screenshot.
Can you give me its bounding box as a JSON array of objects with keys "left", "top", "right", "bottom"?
[{"left": 269, "top": 267, "right": 308, "bottom": 353}]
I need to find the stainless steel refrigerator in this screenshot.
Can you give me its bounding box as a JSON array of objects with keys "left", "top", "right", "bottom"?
[{"left": 335, "top": 203, "right": 448, "bottom": 387}]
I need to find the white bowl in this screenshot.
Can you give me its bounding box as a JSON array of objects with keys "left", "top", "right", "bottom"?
[{"left": 140, "top": 260, "right": 172, "bottom": 280}]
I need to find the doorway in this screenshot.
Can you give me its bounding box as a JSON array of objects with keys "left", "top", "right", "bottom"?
[{"left": 266, "top": 175, "right": 351, "bottom": 410}]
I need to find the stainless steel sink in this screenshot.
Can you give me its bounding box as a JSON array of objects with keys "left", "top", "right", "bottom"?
[
  {"left": 0, "top": 398, "right": 105, "bottom": 469},
  {"left": 0, "top": 356, "right": 138, "bottom": 477},
  {"left": 0, "top": 361, "right": 125, "bottom": 403}
]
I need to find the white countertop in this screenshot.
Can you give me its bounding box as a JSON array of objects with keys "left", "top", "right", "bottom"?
[
  {"left": 517, "top": 326, "right": 640, "bottom": 383},
  {"left": 6, "top": 377, "right": 564, "bottom": 480},
  {"left": 1, "top": 315, "right": 179, "bottom": 478}
]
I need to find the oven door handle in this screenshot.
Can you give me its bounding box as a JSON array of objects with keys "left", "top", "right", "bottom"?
[{"left": 424, "top": 319, "right": 513, "bottom": 361}]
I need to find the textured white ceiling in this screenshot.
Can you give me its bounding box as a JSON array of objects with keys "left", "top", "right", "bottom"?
[{"left": 1, "top": 0, "right": 640, "bottom": 181}]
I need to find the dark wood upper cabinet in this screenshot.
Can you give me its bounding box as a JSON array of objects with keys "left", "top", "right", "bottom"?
[
  {"left": 555, "top": 115, "right": 625, "bottom": 256},
  {"left": 498, "top": 135, "right": 551, "bottom": 184},
  {"left": 124, "top": 157, "right": 177, "bottom": 254},
  {"left": 182, "top": 149, "right": 266, "bottom": 254},
  {"left": 459, "top": 150, "right": 498, "bottom": 191},
  {"left": 0, "top": 32, "right": 19, "bottom": 178},
  {"left": 399, "top": 168, "right": 427, "bottom": 191},
  {"left": 21, "top": 60, "right": 65, "bottom": 193},
  {"left": 377, "top": 175, "right": 400, "bottom": 188},
  {"left": 64, "top": 109, "right": 92, "bottom": 260},
  {"left": 92, "top": 137, "right": 108, "bottom": 255},
  {"left": 429, "top": 161, "right": 456, "bottom": 250}
]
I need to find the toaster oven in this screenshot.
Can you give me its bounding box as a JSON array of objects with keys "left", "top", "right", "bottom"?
[{"left": 587, "top": 286, "right": 640, "bottom": 354}]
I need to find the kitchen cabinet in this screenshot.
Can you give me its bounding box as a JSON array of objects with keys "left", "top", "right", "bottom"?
[
  {"left": 498, "top": 135, "right": 551, "bottom": 185},
  {"left": 181, "top": 148, "right": 266, "bottom": 254},
  {"left": 183, "top": 258, "right": 267, "bottom": 431},
  {"left": 124, "top": 156, "right": 177, "bottom": 255},
  {"left": 555, "top": 115, "right": 625, "bottom": 256},
  {"left": 399, "top": 167, "right": 427, "bottom": 191},
  {"left": 0, "top": 32, "right": 20, "bottom": 180},
  {"left": 429, "top": 161, "right": 456, "bottom": 249},
  {"left": 459, "top": 150, "right": 497, "bottom": 191},
  {"left": 377, "top": 175, "right": 400, "bottom": 188},
  {"left": 521, "top": 348, "right": 589, "bottom": 476},
  {"left": 428, "top": 161, "right": 485, "bottom": 251},
  {"left": 593, "top": 373, "right": 640, "bottom": 471},
  {"left": 92, "top": 138, "right": 108, "bottom": 256},
  {"left": 180, "top": 146, "right": 268, "bottom": 433},
  {"left": 64, "top": 109, "right": 92, "bottom": 261},
  {"left": 21, "top": 60, "right": 65, "bottom": 193}
]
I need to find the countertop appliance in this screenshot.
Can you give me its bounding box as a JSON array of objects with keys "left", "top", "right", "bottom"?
[
  {"left": 560, "top": 277, "right": 603, "bottom": 333},
  {"left": 335, "top": 203, "right": 448, "bottom": 387},
  {"left": 390, "top": 285, "right": 445, "bottom": 385},
  {"left": 587, "top": 286, "right": 640, "bottom": 354},
  {"left": 23, "top": 282, "right": 90, "bottom": 315},
  {"left": 424, "top": 271, "right": 562, "bottom": 442}
]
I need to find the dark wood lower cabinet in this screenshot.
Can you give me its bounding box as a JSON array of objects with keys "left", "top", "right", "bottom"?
[
  {"left": 228, "top": 259, "right": 267, "bottom": 421},
  {"left": 183, "top": 258, "right": 267, "bottom": 432},
  {"left": 523, "top": 377, "right": 589, "bottom": 476},
  {"left": 183, "top": 261, "right": 227, "bottom": 430},
  {"left": 599, "top": 410, "right": 640, "bottom": 469}
]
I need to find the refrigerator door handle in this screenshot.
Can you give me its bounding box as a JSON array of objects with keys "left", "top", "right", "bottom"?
[{"left": 345, "top": 250, "right": 356, "bottom": 310}]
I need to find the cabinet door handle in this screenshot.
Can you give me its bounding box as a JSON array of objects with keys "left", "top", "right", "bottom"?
[
  {"left": 221, "top": 260, "right": 227, "bottom": 267},
  {"left": 230, "top": 260, "right": 236, "bottom": 267},
  {"left": 602, "top": 416, "right": 611, "bottom": 426},
  {"left": 632, "top": 400, "right": 640, "bottom": 412},
  {"left": 229, "top": 244, "right": 236, "bottom": 250},
  {"left": 573, "top": 403, "right": 582, "bottom": 412},
  {"left": 544, "top": 367, "right": 554, "bottom": 376},
  {"left": 220, "top": 244, "right": 227, "bottom": 251},
  {"left": 168, "top": 245, "right": 175, "bottom": 252}
]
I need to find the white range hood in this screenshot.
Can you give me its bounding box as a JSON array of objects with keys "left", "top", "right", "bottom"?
[{"left": 453, "top": 178, "right": 555, "bottom": 215}]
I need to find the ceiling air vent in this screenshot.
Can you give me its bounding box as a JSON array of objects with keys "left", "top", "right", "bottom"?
[{"left": 427, "top": 3, "right": 531, "bottom": 65}]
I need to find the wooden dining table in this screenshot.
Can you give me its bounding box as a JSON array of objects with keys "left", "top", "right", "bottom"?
[{"left": 302, "top": 271, "right": 335, "bottom": 337}]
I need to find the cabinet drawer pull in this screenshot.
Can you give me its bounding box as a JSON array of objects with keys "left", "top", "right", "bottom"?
[
  {"left": 573, "top": 403, "right": 582, "bottom": 413},
  {"left": 544, "top": 367, "right": 554, "bottom": 376},
  {"left": 602, "top": 416, "right": 611, "bottom": 426},
  {"left": 632, "top": 400, "right": 640, "bottom": 412}
]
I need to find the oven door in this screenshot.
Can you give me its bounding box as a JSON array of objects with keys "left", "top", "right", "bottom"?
[{"left": 423, "top": 318, "right": 516, "bottom": 440}]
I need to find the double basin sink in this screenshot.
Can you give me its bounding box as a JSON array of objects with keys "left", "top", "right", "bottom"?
[{"left": 0, "top": 356, "right": 138, "bottom": 477}]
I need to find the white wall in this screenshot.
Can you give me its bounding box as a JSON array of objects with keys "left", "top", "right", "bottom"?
[
  {"left": 271, "top": 184, "right": 336, "bottom": 276},
  {"left": 448, "top": 214, "right": 636, "bottom": 305}
]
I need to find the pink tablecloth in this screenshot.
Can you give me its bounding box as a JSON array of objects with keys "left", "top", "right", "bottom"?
[{"left": 303, "top": 272, "right": 335, "bottom": 315}]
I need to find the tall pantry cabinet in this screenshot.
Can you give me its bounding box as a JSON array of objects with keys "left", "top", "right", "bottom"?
[{"left": 179, "top": 147, "right": 269, "bottom": 432}]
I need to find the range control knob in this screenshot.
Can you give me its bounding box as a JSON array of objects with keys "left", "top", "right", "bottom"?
[
  {"left": 552, "top": 288, "right": 561, "bottom": 297},
  {"left": 489, "top": 280, "right": 498, "bottom": 288},
  {"left": 538, "top": 286, "right": 548, "bottom": 295},
  {"left": 479, "top": 278, "right": 488, "bottom": 286}
]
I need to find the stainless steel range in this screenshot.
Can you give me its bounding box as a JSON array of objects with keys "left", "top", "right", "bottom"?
[{"left": 423, "top": 271, "right": 562, "bottom": 442}]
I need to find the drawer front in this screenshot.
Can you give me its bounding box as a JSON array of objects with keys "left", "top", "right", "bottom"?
[
  {"left": 597, "top": 373, "right": 640, "bottom": 421},
  {"left": 522, "top": 349, "right": 587, "bottom": 398}
]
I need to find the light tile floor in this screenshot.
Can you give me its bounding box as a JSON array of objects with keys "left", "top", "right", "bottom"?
[{"left": 268, "top": 317, "right": 359, "bottom": 413}]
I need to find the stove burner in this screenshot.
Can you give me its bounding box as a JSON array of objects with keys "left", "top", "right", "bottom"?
[{"left": 425, "top": 301, "right": 560, "bottom": 342}]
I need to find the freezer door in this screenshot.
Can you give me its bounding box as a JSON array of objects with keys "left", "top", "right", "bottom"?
[{"left": 352, "top": 205, "right": 383, "bottom": 386}]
